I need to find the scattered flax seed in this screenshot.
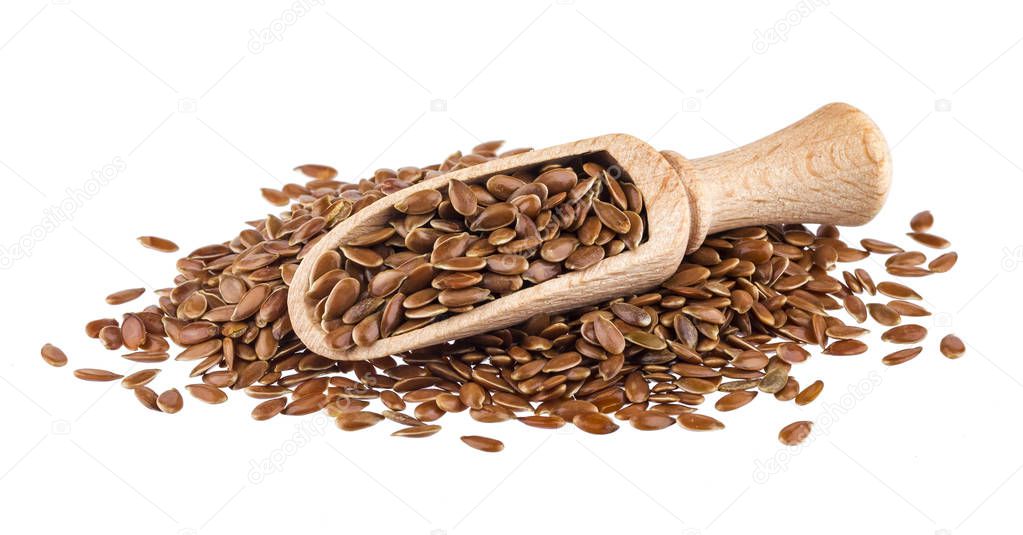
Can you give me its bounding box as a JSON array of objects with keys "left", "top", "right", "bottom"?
[
  {"left": 867, "top": 303, "right": 901, "bottom": 326},
  {"left": 137, "top": 236, "right": 179, "bottom": 253},
  {"left": 887, "top": 300, "right": 930, "bottom": 317},
  {"left": 382, "top": 410, "right": 425, "bottom": 427},
  {"left": 909, "top": 211, "right": 933, "bottom": 232},
  {"left": 844, "top": 294, "right": 868, "bottom": 323},
  {"left": 774, "top": 378, "right": 800, "bottom": 402},
  {"left": 823, "top": 340, "right": 869, "bottom": 356},
  {"left": 928, "top": 252, "right": 957, "bottom": 273},
  {"left": 122, "top": 351, "right": 169, "bottom": 363},
  {"left": 134, "top": 387, "right": 161, "bottom": 411},
  {"left": 825, "top": 325, "right": 870, "bottom": 339},
  {"left": 939, "top": 335, "right": 965, "bottom": 359},
  {"left": 74, "top": 368, "right": 123, "bottom": 382},
  {"left": 630, "top": 411, "right": 676, "bottom": 431},
  {"left": 860, "top": 238, "right": 903, "bottom": 254},
  {"left": 392, "top": 425, "right": 442, "bottom": 438},
  {"left": 677, "top": 413, "right": 725, "bottom": 431},
  {"left": 98, "top": 325, "right": 123, "bottom": 350},
  {"left": 794, "top": 380, "right": 823, "bottom": 406},
  {"left": 260, "top": 188, "right": 290, "bottom": 206},
  {"left": 715, "top": 391, "right": 757, "bottom": 412},
  {"left": 855, "top": 268, "right": 877, "bottom": 295},
  {"left": 121, "top": 369, "right": 160, "bottom": 389},
  {"left": 881, "top": 324, "right": 928, "bottom": 344},
  {"left": 293, "top": 164, "right": 337, "bottom": 180},
  {"left": 85, "top": 318, "right": 117, "bottom": 338},
  {"left": 906, "top": 232, "right": 950, "bottom": 249},
  {"left": 105, "top": 288, "right": 145, "bottom": 305},
  {"left": 157, "top": 388, "right": 183, "bottom": 413},
  {"left": 887, "top": 265, "right": 931, "bottom": 277},
  {"left": 40, "top": 343, "right": 68, "bottom": 367},
  {"left": 282, "top": 394, "right": 327, "bottom": 416},
  {"left": 777, "top": 343, "right": 810, "bottom": 364},
  {"left": 573, "top": 413, "right": 619, "bottom": 435},
  {"left": 876, "top": 281, "right": 921, "bottom": 300},
  {"left": 882, "top": 347, "right": 923, "bottom": 366},
  {"left": 886, "top": 251, "right": 926, "bottom": 268},
  {"left": 461, "top": 435, "right": 504, "bottom": 452},
  {"left": 186, "top": 384, "right": 227, "bottom": 404},
  {"left": 336, "top": 411, "right": 384, "bottom": 431},
  {"left": 779, "top": 421, "right": 813, "bottom": 446},
  {"left": 251, "top": 398, "right": 287, "bottom": 421},
  {"left": 519, "top": 415, "right": 566, "bottom": 429}
]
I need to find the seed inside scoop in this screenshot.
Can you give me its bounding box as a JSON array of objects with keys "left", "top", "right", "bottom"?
[{"left": 309, "top": 156, "right": 649, "bottom": 349}]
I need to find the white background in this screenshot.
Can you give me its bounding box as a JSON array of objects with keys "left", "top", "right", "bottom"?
[{"left": 1, "top": 1, "right": 1021, "bottom": 534}]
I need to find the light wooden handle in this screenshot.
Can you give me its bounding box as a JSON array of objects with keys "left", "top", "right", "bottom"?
[{"left": 662, "top": 102, "right": 891, "bottom": 250}]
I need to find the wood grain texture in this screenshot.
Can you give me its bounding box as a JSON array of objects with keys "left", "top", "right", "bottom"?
[
  {"left": 288, "top": 102, "right": 892, "bottom": 361},
  {"left": 662, "top": 102, "right": 891, "bottom": 250}
]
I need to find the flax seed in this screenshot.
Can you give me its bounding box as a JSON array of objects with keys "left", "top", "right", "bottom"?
[
  {"left": 779, "top": 421, "right": 813, "bottom": 445},
  {"left": 882, "top": 347, "right": 922, "bottom": 366},
  {"left": 461, "top": 435, "right": 504, "bottom": 452},
  {"left": 157, "top": 388, "right": 183, "bottom": 414},
  {"left": 85, "top": 318, "right": 118, "bottom": 338},
  {"left": 823, "top": 340, "right": 868, "bottom": 356},
  {"left": 627, "top": 410, "right": 674, "bottom": 431},
  {"left": 928, "top": 252, "right": 957, "bottom": 273},
  {"left": 74, "top": 368, "right": 123, "bottom": 382},
  {"left": 40, "top": 343, "right": 68, "bottom": 367},
  {"left": 909, "top": 211, "right": 933, "bottom": 232},
  {"left": 573, "top": 412, "right": 619, "bottom": 434},
  {"left": 939, "top": 335, "right": 965, "bottom": 359},
  {"left": 251, "top": 398, "right": 287, "bottom": 421},
  {"left": 336, "top": 411, "right": 384, "bottom": 431},
  {"left": 186, "top": 384, "right": 227, "bottom": 404},
  {"left": 106, "top": 288, "right": 146, "bottom": 305},
  {"left": 137, "top": 236, "right": 179, "bottom": 253},
  {"left": 906, "top": 232, "right": 950, "bottom": 249},
  {"left": 677, "top": 413, "right": 725, "bottom": 431},
  {"left": 867, "top": 303, "right": 901, "bottom": 326},
  {"left": 392, "top": 425, "right": 441, "bottom": 438},
  {"left": 860, "top": 239, "right": 903, "bottom": 254},
  {"left": 777, "top": 343, "right": 810, "bottom": 364},
  {"left": 260, "top": 188, "right": 290, "bottom": 206},
  {"left": 121, "top": 369, "right": 160, "bottom": 389},
  {"left": 794, "top": 380, "right": 823, "bottom": 406},
  {"left": 519, "top": 415, "right": 566, "bottom": 429},
  {"left": 876, "top": 281, "right": 921, "bottom": 300},
  {"left": 886, "top": 300, "right": 930, "bottom": 317},
  {"left": 134, "top": 386, "right": 161, "bottom": 411},
  {"left": 774, "top": 377, "right": 800, "bottom": 401},
  {"left": 881, "top": 324, "right": 928, "bottom": 344},
  {"left": 714, "top": 390, "right": 757, "bottom": 412}
]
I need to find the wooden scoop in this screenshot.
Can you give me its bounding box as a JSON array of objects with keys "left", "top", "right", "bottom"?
[{"left": 288, "top": 102, "right": 891, "bottom": 361}]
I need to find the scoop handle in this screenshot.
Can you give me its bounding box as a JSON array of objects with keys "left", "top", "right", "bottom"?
[{"left": 662, "top": 102, "right": 891, "bottom": 250}]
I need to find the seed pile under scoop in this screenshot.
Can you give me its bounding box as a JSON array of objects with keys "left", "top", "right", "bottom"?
[{"left": 41, "top": 140, "right": 963, "bottom": 451}]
